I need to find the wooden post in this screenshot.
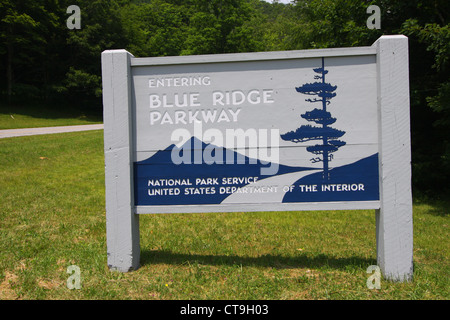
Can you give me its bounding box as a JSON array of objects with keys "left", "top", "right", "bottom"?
[
  {"left": 374, "top": 35, "right": 413, "bottom": 281},
  {"left": 101, "top": 50, "right": 140, "bottom": 272}
]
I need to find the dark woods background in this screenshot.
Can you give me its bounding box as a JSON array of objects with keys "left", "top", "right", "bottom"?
[{"left": 0, "top": 0, "right": 449, "bottom": 198}]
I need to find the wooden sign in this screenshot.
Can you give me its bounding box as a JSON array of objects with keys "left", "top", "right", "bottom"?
[{"left": 101, "top": 35, "right": 413, "bottom": 281}]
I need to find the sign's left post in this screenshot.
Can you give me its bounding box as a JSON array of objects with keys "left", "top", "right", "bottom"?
[{"left": 102, "top": 50, "right": 140, "bottom": 272}]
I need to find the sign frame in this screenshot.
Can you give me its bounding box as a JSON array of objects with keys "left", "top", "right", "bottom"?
[{"left": 101, "top": 35, "right": 413, "bottom": 281}]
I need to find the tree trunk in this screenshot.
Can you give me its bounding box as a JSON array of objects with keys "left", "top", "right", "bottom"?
[
  {"left": 321, "top": 57, "right": 329, "bottom": 180},
  {"left": 6, "top": 26, "right": 13, "bottom": 105}
]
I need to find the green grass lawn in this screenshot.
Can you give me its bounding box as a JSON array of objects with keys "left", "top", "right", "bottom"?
[
  {"left": 0, "top": 104, "right": 102, "bottom": 129},
  {"left": 0, "top": 131, "right": 448, "bottom": 300}
]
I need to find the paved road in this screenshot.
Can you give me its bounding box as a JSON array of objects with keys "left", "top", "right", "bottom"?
[{"left": 0, "top": 124, "right": 104, "bottom": 139}]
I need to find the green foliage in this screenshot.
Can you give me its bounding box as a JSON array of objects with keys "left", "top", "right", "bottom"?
[
  {"left": 288, "top": 0, "right": 381, "bottom": 49},
  {"left": 63, "top": 0, "right": 130, "bottom": 101},
  {"left": 120, "top": 1, "right": 189, "bottom": 57},
  {"left": 402, "top": 19, "right": 450, "bottom": 195},
  {"left": 0, "top": 0, "right": 63, "bottom": 101},
  {"left": 64, "top": 67, "right": 102, "bottom": 97}
]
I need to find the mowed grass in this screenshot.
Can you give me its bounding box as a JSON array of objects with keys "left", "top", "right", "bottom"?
[
  {"left": 0, "top": 130, "right": 448, "bottom": 300},
  {"left": 0, "top": 104, "right": 102, "bottom": 129}
]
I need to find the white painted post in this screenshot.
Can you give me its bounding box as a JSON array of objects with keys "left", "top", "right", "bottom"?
[
  {"left": 102, "top": 50, "right": 140, "bottom": 272},
  {"left": 374, "top": 35, "right": 413, "bottom": 281}
]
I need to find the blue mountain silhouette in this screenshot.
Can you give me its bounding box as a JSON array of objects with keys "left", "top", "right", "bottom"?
[
  {"left": 134, "top": 136, "right": 314, "bottom": 206},
  {"left": 282, "top": 153, "right": 379, "bottom": 203}
]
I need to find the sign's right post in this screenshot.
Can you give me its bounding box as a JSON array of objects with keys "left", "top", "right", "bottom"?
[{"left": 374, "top": 35, "right": 413, "bottom": 281}]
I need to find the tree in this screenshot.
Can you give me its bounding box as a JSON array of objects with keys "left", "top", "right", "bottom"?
[
  {"left": 288, "top": 0, "right": 381, "bottom": 50},
  {"left": 281, "top": 57, "right": 346, "bottom": 180},
  {"left": 62, "top": 0, "right": 131, "bottom": 103},
  {"left": 181, "top": 0, "right": 260, "bottom": 55},
  {"left": 402, "top": 19, "right": 450, "bottom": 195},
  {"left": 0, "top": 0, "right": 61, "bottom": 103}
]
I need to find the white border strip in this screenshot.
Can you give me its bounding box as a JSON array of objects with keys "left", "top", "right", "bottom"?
[
  {"left": 136, "top": 201, "right": 380, "bottom": 214},
  {"left": 131, "top": 46, "right": 376, "bottom": 67}
]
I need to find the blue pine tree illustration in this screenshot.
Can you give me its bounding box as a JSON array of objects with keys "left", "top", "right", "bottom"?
[{"left": 281, "top": 57, "right": 346, "bottom": 180}]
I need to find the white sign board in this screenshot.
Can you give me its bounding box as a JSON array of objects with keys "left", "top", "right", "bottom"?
[{"left": 102, "top": 35, "right": 413, "bottom": 281}]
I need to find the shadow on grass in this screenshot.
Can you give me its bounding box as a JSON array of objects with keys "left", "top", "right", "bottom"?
[
  {"left": 141, "top": 249, "right": 376, "bottom": 271},
  {"left": 413, "top": 198, "right": 450, "bottom": 217},
  {"left": 424, "top": 200, "right": 450, "bottom": 217}
]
